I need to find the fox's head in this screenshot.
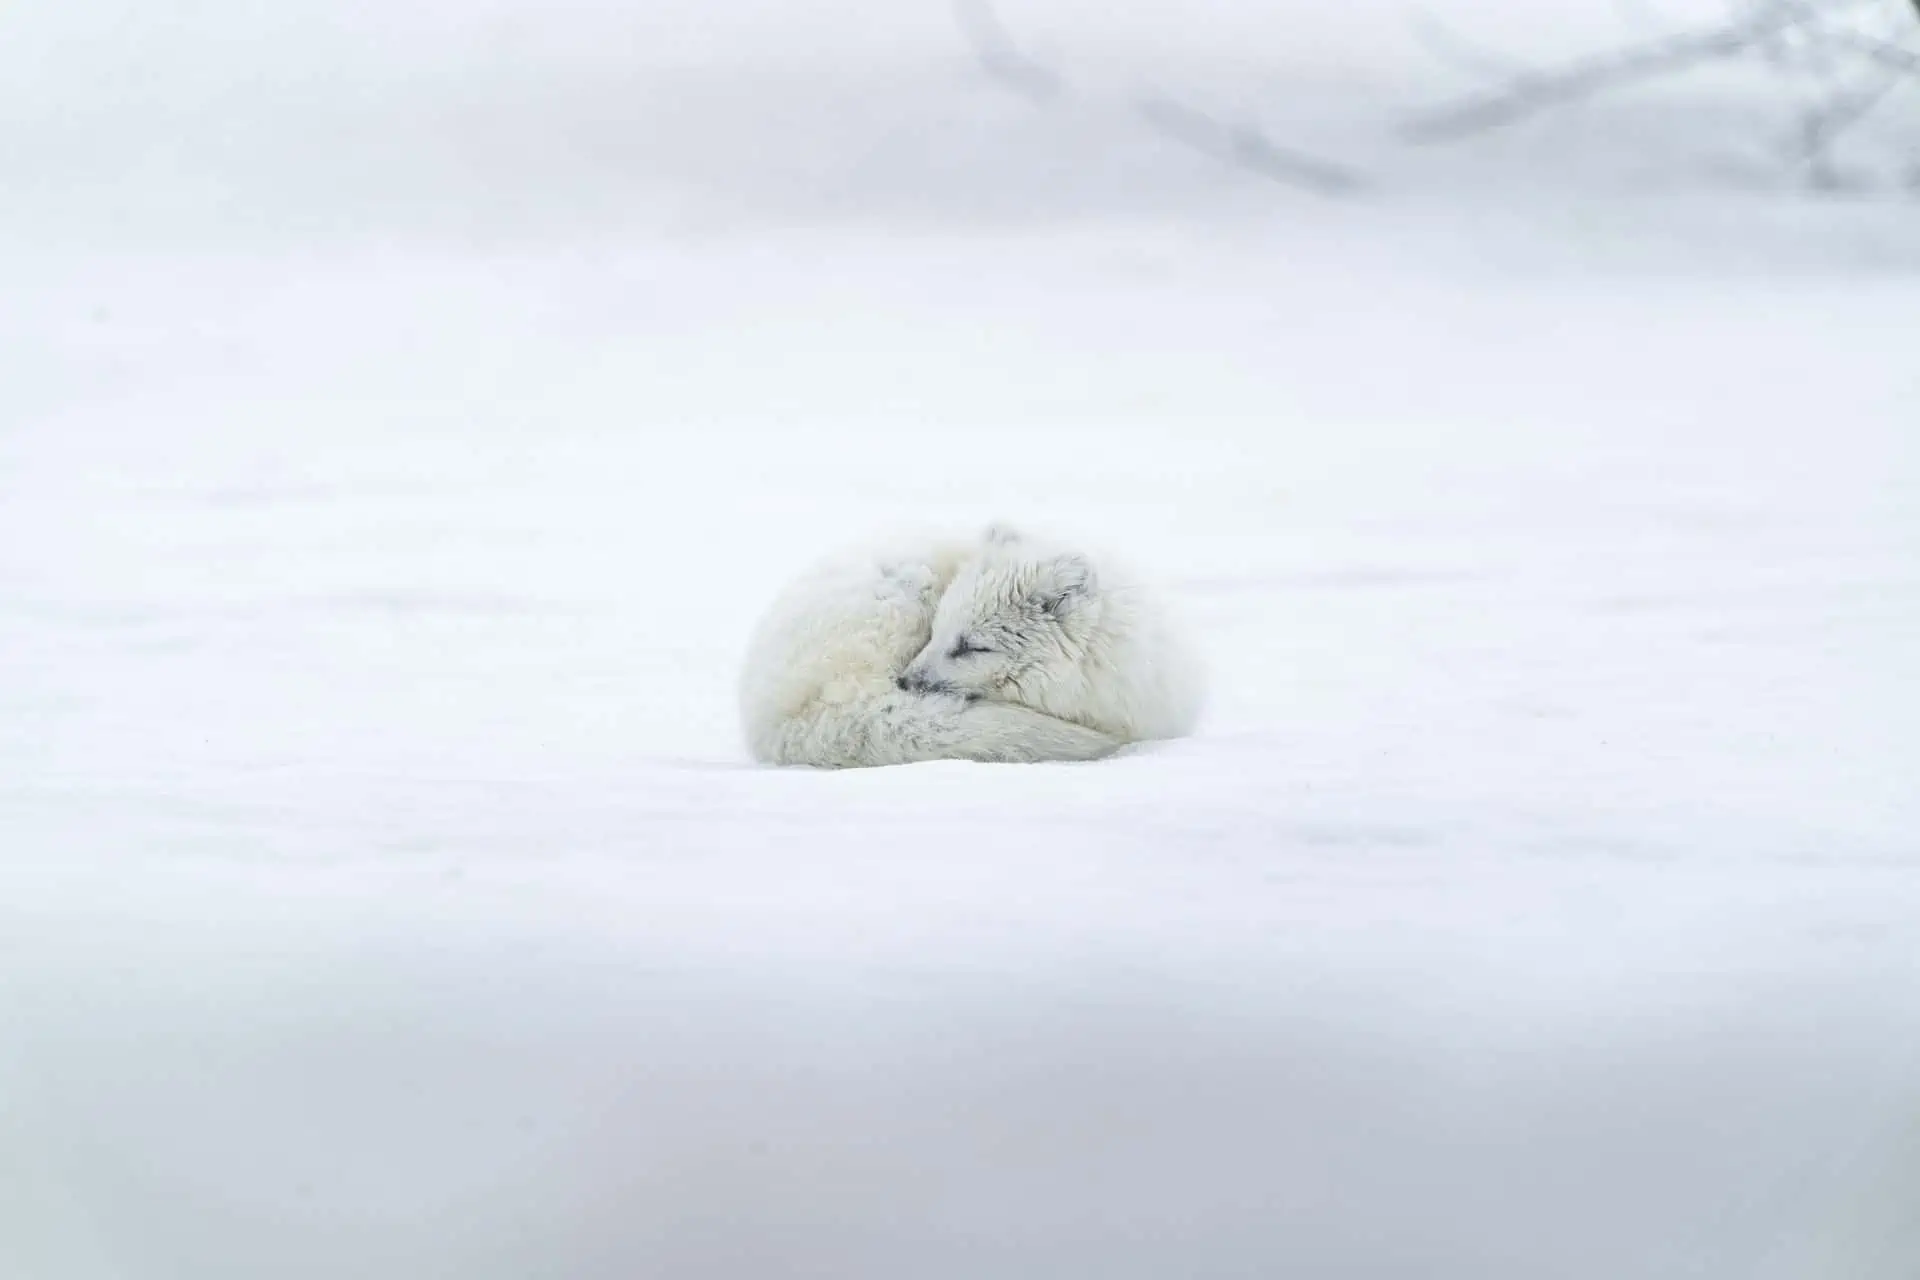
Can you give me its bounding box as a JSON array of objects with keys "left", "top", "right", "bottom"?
[{"left": 897, "top": 524, "right": 1099, "bottom": 703}]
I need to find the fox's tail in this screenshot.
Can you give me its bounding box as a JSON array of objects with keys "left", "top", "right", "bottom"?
[{"left": 759, "top": 691, "right": 1121, "bottom": 768}]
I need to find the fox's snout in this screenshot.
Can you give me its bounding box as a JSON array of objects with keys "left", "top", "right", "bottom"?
[{"left": 897, "top": 668, "right": 954, "bottom": 695}]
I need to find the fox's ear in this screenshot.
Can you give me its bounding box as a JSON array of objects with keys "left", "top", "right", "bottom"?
[
  {"left": 1038, "top": 553, "right": 1095, "bottom": 616},
  {"left": 983, "top": 522, "right": 1022, "bottom": 547}
]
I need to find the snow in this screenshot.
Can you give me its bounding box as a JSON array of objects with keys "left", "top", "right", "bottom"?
[{"left": 4, "top": 1, "right": 1920, "bottom": 1276}]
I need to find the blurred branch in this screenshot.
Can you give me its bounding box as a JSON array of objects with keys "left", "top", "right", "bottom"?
[
  {"left": 1404, "top": 7, "right": 1810, "bottom": 141},
  {"left": 953, "top": 0, "right": 1063, "bottom": 104},
  {"left": 1134, "top": 98, "right": 1365, "bottom": 194},
  {"left": 1825, "top": 26, "right": 1920, "bottom": 72},
  {"left": 1792, "top": 61, "right": 1905, "bottom": 185},
  {"left": 953, "top": 0, "right": 1363, "bottom": 196},
  {"left": 1402, "top": 0, "right": 1918, "bottom": 190}
]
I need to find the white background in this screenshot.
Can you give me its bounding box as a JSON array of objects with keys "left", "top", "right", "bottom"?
[{"left": 3, "top": 1, "right": 1918, "bottom": 1276}]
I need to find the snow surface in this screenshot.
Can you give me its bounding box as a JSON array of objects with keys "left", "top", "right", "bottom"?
[{"left": 4, "top": 1, "right": 1920, "bottom": 1277}]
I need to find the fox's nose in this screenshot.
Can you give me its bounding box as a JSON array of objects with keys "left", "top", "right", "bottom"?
[{"left": 896, "top": 674, "right": 912, "bottom": 691}]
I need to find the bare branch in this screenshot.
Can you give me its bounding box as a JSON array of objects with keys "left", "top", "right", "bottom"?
[
  {"left": 1401, "top": 0, "right": 1916, "bottom": 190},
  {"left": 1135, "top": 97, "right": 1365, "bottom": 195},
  {"left": 1822, "top": 27, "right": 1920, "bottom": 74},
  {"left": 1403, "top": 6, "right": 1814, "bottom": 141},
  {"left": 951, "top": 0, "right": 1365, "bottom": 197},
  {"left": 1792, "top": 66, "right": 1906, "bottom": 186},
  {"left": 953, "top": 0, "right": 1063, "bottom": 104}
]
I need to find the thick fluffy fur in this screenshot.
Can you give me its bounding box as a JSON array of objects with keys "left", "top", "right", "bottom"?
[{"left": 740, "top": 524, "right": 1203, "bottom": 768}]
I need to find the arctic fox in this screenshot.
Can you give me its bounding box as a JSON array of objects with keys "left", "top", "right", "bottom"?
[{"left": 739, "top": 523, "right": 1203, "bottom": 768}]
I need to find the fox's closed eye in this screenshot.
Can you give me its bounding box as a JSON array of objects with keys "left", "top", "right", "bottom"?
[{"left": 949, "top": 637, "right": 993, "bottom": 659}]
